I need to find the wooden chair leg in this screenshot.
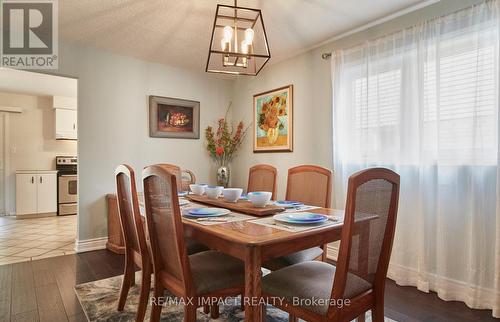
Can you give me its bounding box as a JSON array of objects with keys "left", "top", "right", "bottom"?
[
  {"left": 117, "top": 259, "right": 134, "bottom": 311},
  {"left": 150, "top": 283, "right": 164, "bottom": 322},
  {"left": 135, "top": 264, "right": 152, "bottom": 322},
  {"left": 240, "top": 294, "right": 245, "bottom": 311},
  {"left": 289, "top": 314, "right": 298, "bottom": 322},
  {"left": 203, "top": 304, "right": 210, "bottom": 314},
  {"left": 321, "top": 243, "right": 328, "bottom": 261},
  {"left": 357, "top": 312, "right": 366, "bottom": 322},
  {"left": 373, "top": 303, "right": 384, "bottom": 322},
  {"left": 210, "top": 304, "right": 220, "bottom": 319},
  {"left": 184, "top": 304, "right": 197, "bottom": 322}
]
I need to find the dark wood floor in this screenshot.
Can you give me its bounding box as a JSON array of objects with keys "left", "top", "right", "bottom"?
[{"left": 0, "top": 250, "right": 496, "bottom": 322}]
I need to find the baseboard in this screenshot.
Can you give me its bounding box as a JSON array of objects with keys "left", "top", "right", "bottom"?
[{"left": 75, "top": 237, "right": 108, "bottom": 253}]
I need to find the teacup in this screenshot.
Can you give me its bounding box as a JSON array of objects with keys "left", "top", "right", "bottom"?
[
  {"left": 205, "top": 185, "right": 223, "bottom": 199},
  {"left": 189, "top": 184, "right": 207, "bottom": 196},
  {"left": 247, "top": 191, "right": 272, "bottom": 208},
  {"left": 222, "top": 188, "right": 243, "bottom": 203}
]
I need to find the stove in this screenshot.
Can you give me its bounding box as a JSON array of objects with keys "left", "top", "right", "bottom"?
[{"left": 56, "top": 156, "right": 77, "bottom": 216}]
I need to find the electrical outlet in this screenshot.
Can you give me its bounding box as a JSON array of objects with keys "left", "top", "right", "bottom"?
[{"left": 11, "top": 146, "right": 16, "bottom": 154}]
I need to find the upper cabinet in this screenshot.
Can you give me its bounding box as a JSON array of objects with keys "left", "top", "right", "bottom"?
[
  {"left": 53, "top": 95, "right": 77, "bottom": 140},
  {"left": 53, "top": 95, "right": 77, "bottom": 110}
]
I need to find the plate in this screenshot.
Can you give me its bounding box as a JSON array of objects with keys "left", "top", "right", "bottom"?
[
  {"left": 273, "top": 213, "right": 328, "bottom": 224},
  {"left": 183, "top": 208, "right": 230, "bottom": 218},
  {"left": 274, "top": 200, "right": 304, "bottom": 208},
  {"left": 285, "top": 213, "right": 326, "bottom": 222},
  {"left": 179, "top": 199, "right": 189, "bottom": 206},
  {"left": 239, "top": 194, "right": 248, "bottom": 200},
  {"left": 178, "top": 191, "right": 189, "bottom": 197}
]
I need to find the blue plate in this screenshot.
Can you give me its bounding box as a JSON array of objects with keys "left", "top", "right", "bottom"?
[
  {"left": 178, "top": 191, "right": 189, "bottom": 197},
  {"left": 183, "top": 208, "right": 230, "bottom": 218},
  {"left": 286, "top": 213, "right": 325, "bottom": 222},
  {"left": 273, "top": 213, "right": 328, "bottom": 224},
  {"left": 274, "top": 200, "right": 304, "bottom": 208}
]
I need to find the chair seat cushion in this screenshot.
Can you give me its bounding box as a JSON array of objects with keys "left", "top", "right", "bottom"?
[
  {"left": 262, "top": 261, "right": 372, "bottom": 315},
  {"left": 189, "top": 250, "right": 245, "bottom": 295},
  {"left": 263, "top": 247, "right": 323, "bottom": 271},
  {"left": 185, "top": 239, "right": 209, "bottom": 255}
]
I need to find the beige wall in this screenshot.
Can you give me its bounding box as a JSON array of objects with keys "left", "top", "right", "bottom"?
[
  {"left": 0, "top": 92, "right": 77, "bottom": 215},
  {"left": 230, "top": 0, "right": 484, "bottom": 201},
  {"left": 55, "top": 43, "right": 233, "bottom": 242}
]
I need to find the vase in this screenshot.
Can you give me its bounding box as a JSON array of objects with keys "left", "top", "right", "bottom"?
[
  {"left": 267, "top": 127, "right": 280, "bottom": 145},
  {"left": 217, "top": 165, "right": 230, "bottom": 187}
]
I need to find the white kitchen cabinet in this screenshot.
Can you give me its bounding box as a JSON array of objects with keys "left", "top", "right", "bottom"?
[
  {"left": 16, "top": 171, "right": 57, "bottom": 216},
  {"left": 53, "top": 96, "right": 77, "bottom": 110},
  {"left": 36, "top": 173, "right": 57, "bottom": 213},
  {"left": 15, "top": 173, "right": 37, "bottom": 215},
  {"left": 55, "top": 108, "right": 77, "bottom": 140}
]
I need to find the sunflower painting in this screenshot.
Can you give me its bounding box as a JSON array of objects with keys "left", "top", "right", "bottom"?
[{"left": 253, "top": 85, "right": 293, "bottom": 152}]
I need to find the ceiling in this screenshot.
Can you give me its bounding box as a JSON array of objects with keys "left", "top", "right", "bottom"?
[{"left": 60, "top": 0, "right": 426, "bottom": 73}]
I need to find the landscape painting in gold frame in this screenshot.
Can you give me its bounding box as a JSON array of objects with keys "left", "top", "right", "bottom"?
[{"left": 253, "top": 85, "right": 293, "bottom": 152}]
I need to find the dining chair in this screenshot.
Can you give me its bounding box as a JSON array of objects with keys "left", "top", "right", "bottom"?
[
  {"left": 263, "top": 165, "right": 333, "bottom": 270},
  {"left": 142, "top": 164, "right": 246, "bottom": 322},
  {"left": 181, "top": 169, "right": 196, "bottom": 192},
  {"left": 115, "top": 164, "right": 151, "bottom": 322},
  {"left": 262, "top": 167, "right": 400, "bottom": 322},
  {"left": 247, "top": 164, "right": 278, "bottom": 199},
  {"left": 156, "top": 164, "right": 209, "bottom": 255}
]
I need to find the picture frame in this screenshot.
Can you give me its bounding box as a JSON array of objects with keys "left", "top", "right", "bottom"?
[
  {"left": 149, "top": 95, "right": 200, "bottom": 139},
  {"left": 253, "top": 85, "right": 293, "bottom": 152}
]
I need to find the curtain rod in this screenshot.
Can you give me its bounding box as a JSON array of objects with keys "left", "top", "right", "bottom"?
[{"left": 321, "top": 53, "right": 332, "bottom": 60}]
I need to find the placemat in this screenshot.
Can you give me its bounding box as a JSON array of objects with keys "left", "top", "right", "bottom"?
[
  {"left": 182, "top": 211, "right": 255, "bottom": 226},
  {"left": 249, "top": 215, "right": 343, "bottom": 232}
]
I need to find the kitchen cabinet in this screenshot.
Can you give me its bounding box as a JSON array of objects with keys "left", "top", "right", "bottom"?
[
  {"left": 55, "top": 108, "right": 77, "bottom": 140},
  {"left": 16, "top": 171, "right": 57, "bottom": 216}
]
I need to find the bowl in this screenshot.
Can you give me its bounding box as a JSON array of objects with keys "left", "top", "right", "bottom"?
[
  {"left": 205, "top": 185, "right": 223, "bottom": 199},
  {"left": 222, "top": 188, "right": 243, "bottom": 203},
  {"left": 247, "top": 191, "right": 272, "bottom": 208},
  {"left": 189, "top": 184, "right": 207, "bottom": 196}
]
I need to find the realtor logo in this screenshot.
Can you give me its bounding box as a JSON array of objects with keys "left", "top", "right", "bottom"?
[{"left": 1, "top": 0, "right": 58, "bottom": 69}]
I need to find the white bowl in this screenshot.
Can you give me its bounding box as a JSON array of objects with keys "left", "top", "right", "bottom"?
[
  {"left": 247, "top": 191, "right": 272, "bottom": 208},
  {"left": 190, "top": 184, "right": 207, "bottom": 196},
  {"left": 205, "top": 186, "right": 224, "bottom": 199},
  {"left": 222, "top": 188, "right": 243, "bottom": 203}
]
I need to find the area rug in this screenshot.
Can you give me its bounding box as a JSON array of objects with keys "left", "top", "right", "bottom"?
[{"left": 75, "top": 274, "right": 396, "bottom": 321}]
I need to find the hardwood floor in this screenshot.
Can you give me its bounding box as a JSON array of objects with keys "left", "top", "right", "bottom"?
[{"left": 0, "top": 250, "right": 496, "bottom": 322}]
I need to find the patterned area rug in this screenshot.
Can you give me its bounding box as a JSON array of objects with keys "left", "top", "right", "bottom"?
[{"left": 75, "top": 274, "right": 396, "bottom": 321}]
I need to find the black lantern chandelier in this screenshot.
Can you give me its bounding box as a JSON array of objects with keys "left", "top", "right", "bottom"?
[{"left": 206, "top": 0, "right": 271, "bottom": 76}]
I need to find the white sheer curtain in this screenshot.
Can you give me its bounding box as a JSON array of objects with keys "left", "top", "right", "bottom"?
[{"left": 331, "top": 1, "right": 500, "bottom": 317}]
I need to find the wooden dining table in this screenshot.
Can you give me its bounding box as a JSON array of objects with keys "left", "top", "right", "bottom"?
[{"left": 136, "top": 193, "right": 373, "bottom": 322}]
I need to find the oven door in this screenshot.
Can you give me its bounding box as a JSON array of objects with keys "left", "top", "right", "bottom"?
[{"left": 58, "top": 175, "right": 77, "bottom": 203}]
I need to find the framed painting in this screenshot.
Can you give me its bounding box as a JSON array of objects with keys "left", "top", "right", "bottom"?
[
  {"left": 253, "top": 85, "right": 293, "bottom": 152},
  {"left": 149, "top": 96, "right": 200, "bottom": 139}
]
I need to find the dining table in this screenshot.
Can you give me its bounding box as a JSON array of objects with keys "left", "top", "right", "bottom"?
[{"left": 138, "top": 194, "right": 374, "bottom": 322}]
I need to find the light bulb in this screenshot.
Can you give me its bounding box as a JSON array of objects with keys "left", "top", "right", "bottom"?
[
  {"left": 244, "top": 28, "right": 254, "bottom": 43},
  {"left": 223, "top": 26, "right": 233, "bottom": 41},
  {"left": 221, "top": 38, "right": 229, "bottom": 51},
  {"left": 241, "top": 40, "right": 249, "bottom": 54}
]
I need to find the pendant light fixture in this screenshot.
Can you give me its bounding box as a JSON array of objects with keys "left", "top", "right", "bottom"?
[{"left": 206, "top": 0, "right": 271, "bottom": 76}]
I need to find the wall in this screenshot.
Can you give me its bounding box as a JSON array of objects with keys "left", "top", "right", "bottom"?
[
  {"left": 0, "top": 92, "right": 77, "bottom": 215},
  {"left": 230, "top": 0, "right": 484, "bottom": 200},
  {"left": 55, "top": 43, "right": 233, "bottom": 242}
]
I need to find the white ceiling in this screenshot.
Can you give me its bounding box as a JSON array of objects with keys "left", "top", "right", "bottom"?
[{"left": 60, "top": 0, "right": 426, "bottom": 72}]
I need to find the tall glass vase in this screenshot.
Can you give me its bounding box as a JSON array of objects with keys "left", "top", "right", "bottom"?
[{"left": 216, "top": 165, "right": 230, "bottom": 187}]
